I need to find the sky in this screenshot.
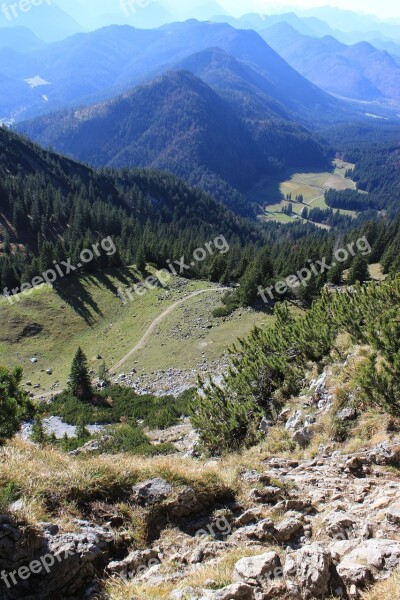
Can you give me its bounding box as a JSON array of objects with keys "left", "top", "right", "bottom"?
[{"left": 219, "top": 0, "right": 400, "bottom": 19}]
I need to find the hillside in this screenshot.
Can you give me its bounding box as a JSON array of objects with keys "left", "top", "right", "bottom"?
[
  {"left": 0, "top": 27, "right": 44, "bottom": 52},
  {"left": 262, "top": 23, "right": 400, "bottom": 103},
  {"left": 0, "top": 125, "right": 268, "bottom": 295},
  {"left": 19, "top": 69, "right": 330, "bottom": 209},
  {"left": 0, "top": 0, "right": 83, "bottom": 42},
  {"left": 0, "top": 21, "right": 353, "bottom": 124}
]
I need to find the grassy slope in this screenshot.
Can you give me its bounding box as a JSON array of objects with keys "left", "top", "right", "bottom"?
[
  {"left": 0, "top": 268, "right": 269, "bottom": 394},
  {"left": 249, "top": 159, "right": 358, "bottom": 224}
]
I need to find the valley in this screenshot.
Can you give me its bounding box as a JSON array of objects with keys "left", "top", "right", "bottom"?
[
  {"left": 0, "top": 270, "right": 269, "bottom": 398},
  {"left": 248, "top": 159, "right": 359, "bottom": 225},
  {"left": 1, "top": 5, "right": 400, "bottom": 600}
]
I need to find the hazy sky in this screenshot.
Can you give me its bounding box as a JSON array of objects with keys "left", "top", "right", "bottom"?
[{"left": 219, "top": 0, "right": 400, "bottom": 19}]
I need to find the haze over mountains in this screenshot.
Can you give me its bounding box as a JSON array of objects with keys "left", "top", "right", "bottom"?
[
  {"left": 2, "top": 19, "right": 349, "bottom": 125},
  {"left": 20, "top": 67, "right": 329, "bottom": 213},
  {"left": 262, "top": 22, "right": 400, "bottom": 103}
]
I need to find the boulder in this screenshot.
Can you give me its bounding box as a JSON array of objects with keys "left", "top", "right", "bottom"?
[
  {"left": 131, "top": 478, "right": 173, "bottom": 506},
  {"left": 285, "top": 410, "right": 303, "bottom": 431},
  {"left": 292, "top": 426, "right": 314, "bottom": 447},
  {"left": 274, "top": 517, "right": 304, "bottom": 542},
  {"left": 284, "top": 543, "right": 331, "bottom": 599},
  {"left": 324, "top": 512, "right": 357, "bottom": 540},
  {"left": 214, "top": 583, "right": 255, "bottom": 600},
  {"left": 337, "top": 408, "right": 358, "bottom": 422},
  {"left": 106, "top": 549, "right": 160, "bottom": 579},
  {"left": 249, "top": 486, "right": 282, "bottom": 504},
  {"left": 337, "top": 539, "right": 400, "bottom": 583},
  {"left": 165, "top": 487, "right": 201, "bottom": 518},
  {"left": 233, "top": 552, "right": 281, "bottom": 586},
  {"left": 386, "top": 505, "right": 400, "bottom": 525}
]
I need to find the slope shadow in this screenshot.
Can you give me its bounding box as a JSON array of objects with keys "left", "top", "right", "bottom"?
[
  {"left": 53, "top": 277, "right": 103, "bottom": 325},
  {"left": 52, "top": 268, "right": 141, "bottom": 324}
]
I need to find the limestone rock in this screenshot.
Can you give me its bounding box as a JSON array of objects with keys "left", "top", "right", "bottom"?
[
  {"left": 233, "top": 552, "right": 281, "bottom": 586},
  {"left": 214, "top": 583, "right": 255, "bottom": 600},
  {"left": 131, "top": 478, "right": 173, "bottom": 506},
  {"left": 284, "top": 543, "right": 331, "bottom": 599}
]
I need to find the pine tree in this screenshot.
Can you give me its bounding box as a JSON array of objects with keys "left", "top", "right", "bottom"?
[
  {"left": 135, "top": 243, "right": 146, "bottom": 273},
  {"left": 0, "top": 366, "right": 34, "bottom": 445},
  {"left": 347, "top": 255, "right": 370, "bottom": 285},
  {"left": 31, "top": 415, "right": 46, "bottom": 445},
  {"left": 69, "top": 348, "right": 93, "bottom": 401}
]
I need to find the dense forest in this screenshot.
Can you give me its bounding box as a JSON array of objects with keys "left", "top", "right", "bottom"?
[{"left": 1, "top": 125, "right": 400, "bottom": 309}]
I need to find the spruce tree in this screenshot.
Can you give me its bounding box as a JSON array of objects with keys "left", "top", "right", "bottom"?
[
  {"left": 69, "top": 348, "right": 93, "bottom": 401},
  {"left": 347, "top": 255, "right": 370, "bottom": 285}
]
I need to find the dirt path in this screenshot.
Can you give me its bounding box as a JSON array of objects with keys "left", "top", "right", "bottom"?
[
  {"left": 111, "top": 287, "right": 230, "bottom": 372},
  {"left": 33, "top": 287, "right": 230, "bottom": 399}
]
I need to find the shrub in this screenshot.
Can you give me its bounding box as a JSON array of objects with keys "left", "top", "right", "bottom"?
[{"left": 0, "top": 366, "right": 34, "bottom": 445}]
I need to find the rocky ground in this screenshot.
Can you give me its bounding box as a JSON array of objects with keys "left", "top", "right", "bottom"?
[{"left": 2, "top": 352, "right": 400, "bottom": 600}]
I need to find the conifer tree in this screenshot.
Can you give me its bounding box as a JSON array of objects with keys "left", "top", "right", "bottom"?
[
  {"left": 347, "top": 255, "right": 370, "bottom": 285},
  {"left": 69, "top": 348, "right": 93, "bottom": 401}
]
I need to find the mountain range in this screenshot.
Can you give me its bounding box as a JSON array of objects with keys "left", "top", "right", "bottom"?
[
  {"left": 262, "top": 23, "right": 400, "bottom": 104},
  {"left": 19, "top": 68, "right": 330, "bottom": 214},
  {"left": 1, "top": 20, "right": 352, "bottom": 125}
]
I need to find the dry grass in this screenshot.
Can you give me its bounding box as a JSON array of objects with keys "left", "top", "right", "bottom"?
[
  {"left": 362, "top": 568, "right": 400, "bottom": 599},
  {"left": 0, "top": 438, "right": 234, "bottom": 526},
  {"left": 105, "top": 545, "right": 280, "bottom": 599}
]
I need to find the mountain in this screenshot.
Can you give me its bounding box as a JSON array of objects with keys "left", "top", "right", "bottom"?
[
  {"left": 262, "top": 23, "right": 400, "bottom": 104},
  {"left": 54, "top": 0, "right": 175, "bottom": 30},
  {"left": 0, "top": 26, "right": 44, "bottom": 51},
  {"left": 0, "top": 1, "right": 83, "bottom": 43},
  {"left": 298, "top": 6, "right": 400, "bottom": 40},
  {"left": 19, "top": 70, "right": 330, "bottom": 213},
  {"left": 0, "top": 21, "right": 352, "bottom": 125},
  {"left": 0, "top": 124, "right": 265, "bottom": 296}
]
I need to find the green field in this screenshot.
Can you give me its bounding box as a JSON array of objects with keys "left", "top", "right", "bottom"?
[
  {"left": 0, "top": 268, "right": 269, "bottom": 395},
  {"left": 248, "top": 160, "right": 358, "bottom": 225}
]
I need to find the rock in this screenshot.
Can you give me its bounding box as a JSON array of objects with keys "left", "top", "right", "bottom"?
[
  {"left": 249, "top": 486, "right": 282, "bottom": 504},
  {"left": 189, "top": 541, "right": 231, "bottom": 564},
  {"left": 329, "top": 539, "right": 360, "bottom": 563},
  {"left": 279, "top": 408, "right": 291, "bottom": 422},
  {"left": 233, "top": 552, "right": 281, "bottom": 586},
  {"left": 166, "top": 487, "right": 201, "bottom": 518},
  {"left": 274, "top": 517, "right": 303, "bottom": 542},
  {"left": 284, "top": 497, "right": 313, "bottom": 514},
  {"left": 234, "top": 508, "right": 263, "bottom": 528},
  {"left": 337, "top": 408, "right": 358, "bottom": 421},
  {"left": 292, "top": 426, "right": 314, "bottom": 447},
  {"left": 107, "top": 549, "right": 160, "bottom": 579},
  {"left": 339, "top": 539, "right": 400, "bottom": 576},
  {"left": 231, "top": 519, "right": 276, "bottom": 544},
  {"left": 324, "top": 512, "right": 357, "bottom": 540},
  {"left": 214, "top": 583, "right": 255, "bottom": 600},
  {"left": 170, "top": 587, "right": 214, "bottom": 600},
  {"left": 259, "top": 417, "right": 272, "bottom": 433},
  {"left": 387, "top": 505, "right": 400, "bottom": 525},
  {"left": 367, "top": 442, "right": 400, "bottom": 466},
  {"left": 336, "top": 557, "right": 372, "bottom": 588},
  {"left": 285, "top": 410, "right": 303, "bottom": 431},
  {"left": 284, "top": 543, "right": 331, "bottom": 599},
  {"left": 131, "top": 478, "right": 173, "bottom": 506},
  {"left": 241, "top": 471, "right": 270, "bottom": 484},
  {"left": 0, "top": 517, "right": 113, "bottom": 599}
]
